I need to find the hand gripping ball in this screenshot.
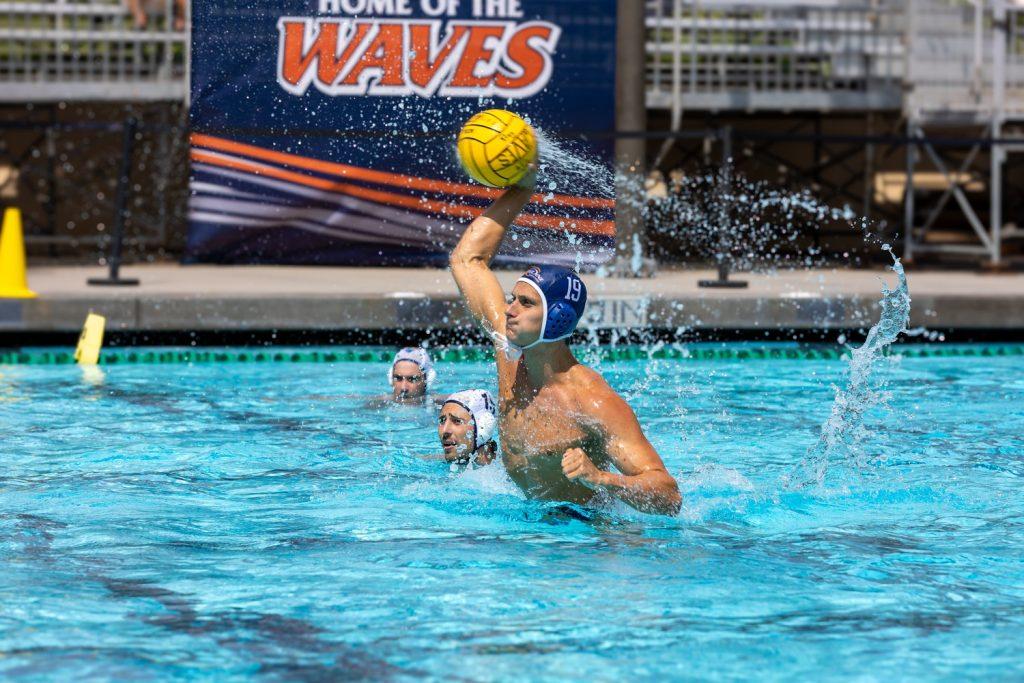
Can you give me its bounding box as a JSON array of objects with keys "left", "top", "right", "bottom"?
[{"left": 456, "top": 109, "right": 537, "bottom": 188}]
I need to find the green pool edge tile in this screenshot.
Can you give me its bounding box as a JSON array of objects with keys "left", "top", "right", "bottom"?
[{"left": 3, "top": 343, "right": 1022, "bottom": 366}]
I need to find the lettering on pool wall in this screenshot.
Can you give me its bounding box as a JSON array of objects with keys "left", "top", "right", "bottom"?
[
  {"left": 581, "top": 299, "right": 650, "bottom": 329},
  {"left": 277, "top": 17, "right": 560, "bottom": 98}
]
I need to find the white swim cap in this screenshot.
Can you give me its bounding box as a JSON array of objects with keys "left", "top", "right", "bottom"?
[
  {"left": 443, "top": 389, "right": 497, "bottom": 451},
  {"left": 389, "top": 347, "right": 436, "bottom": 387}
]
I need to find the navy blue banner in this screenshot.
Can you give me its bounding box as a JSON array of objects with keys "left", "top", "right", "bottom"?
[{"left": 186, "top": 0, "right": 617, "bottom": 267}]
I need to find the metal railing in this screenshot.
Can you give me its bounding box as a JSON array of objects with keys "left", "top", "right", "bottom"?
[
  {"left": 901, "top": 0, "right": 1024, "bottom": 266},
  {"left": 646, "top": 0, "right": 906, "bottom": 112},
  {"left": 646, "top": 0, "right": 1024, "bottom": 119},
  {"left": 3, "top": 0, "right": 1018, "bottom": 115},
  {"left": 0, "top": 107, "right": 190, "bottom": 258},
  {"left": 905, "top": 0, "right": 1024, "bottom": 122},
  {"left": 0, "top": 0, "right": 188, "bottom": 102}
]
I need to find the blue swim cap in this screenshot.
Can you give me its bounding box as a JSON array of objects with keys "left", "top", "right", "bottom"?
[{"left": 516, "top": 265, "right": 587, "bottom": 346}]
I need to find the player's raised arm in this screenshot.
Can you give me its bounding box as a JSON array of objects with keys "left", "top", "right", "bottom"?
[{"left": 449, "top": 177, "right": 534, "bottom": 334}]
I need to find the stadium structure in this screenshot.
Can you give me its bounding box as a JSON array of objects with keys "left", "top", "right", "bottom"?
[
  {"left": 1, "top": 0, "right": 1022, "bottom": 266},
  {"left": 643, "top": 0, "right": 1024, "bottom": 266}
]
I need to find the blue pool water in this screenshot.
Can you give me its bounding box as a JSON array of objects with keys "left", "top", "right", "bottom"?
[{"left": 2, "top": 346, "right": 1023, "bottom": 680}]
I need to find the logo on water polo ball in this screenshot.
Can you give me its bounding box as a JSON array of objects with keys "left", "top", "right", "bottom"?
[
  {"left": 494, "top": 127, "right": 533, "bottom": 169},
  {"left": 277, "top": 19, "right": 561, "bottom": 98}
]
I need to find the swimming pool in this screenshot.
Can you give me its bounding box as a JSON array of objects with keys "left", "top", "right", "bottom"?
[{"left": 2, "top": 345, "right": 1023, "bottom": 680}]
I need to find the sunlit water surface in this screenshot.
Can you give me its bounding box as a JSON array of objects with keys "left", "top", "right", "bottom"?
[{"left": 2, "top": 347, "right": 1023, "bottom": 680}]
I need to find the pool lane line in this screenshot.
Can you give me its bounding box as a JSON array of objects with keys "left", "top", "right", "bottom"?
[{"left": 1, "top": 344, "right": 1022, "bottom": 366}]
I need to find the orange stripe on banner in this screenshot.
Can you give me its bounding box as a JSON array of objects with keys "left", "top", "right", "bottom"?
[
  {"left": 190, "top": 133, "right": 615, "bottom": 211},
  {"left": 191, "top": 150, "right": 616, "bottom": 237}
]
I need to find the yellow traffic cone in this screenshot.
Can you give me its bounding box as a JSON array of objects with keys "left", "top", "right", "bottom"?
[{"left": 0, "top": 207, "right": 36, "bottom": 299}]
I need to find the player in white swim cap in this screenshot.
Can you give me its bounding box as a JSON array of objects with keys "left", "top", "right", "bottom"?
[
  {"left": 437, "top": 389, "right": 498, "bottom": 466},
  {"left": 389, "top": 347, "right": 437, "bottom": 404}
]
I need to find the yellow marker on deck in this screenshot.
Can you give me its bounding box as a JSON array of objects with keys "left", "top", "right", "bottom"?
[
  {"left": 74, "top": 312, "right": 106, "bottom": 365},
  {"left": 0, "top": 207, "right": 37, "bottom": 299}
]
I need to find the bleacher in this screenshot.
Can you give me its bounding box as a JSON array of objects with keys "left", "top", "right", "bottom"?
[
  {"left": 645, "top": 0, "right": 1024, "bottom": 119},
  {"left": 4, "top": 1, "right": 1019, "bottom": 116},
  {"left": 0, "top": 0, "right": 187, "bottom": 102},
  {"left": 646, "top": 0, "right": 905, "bottom": 113}
]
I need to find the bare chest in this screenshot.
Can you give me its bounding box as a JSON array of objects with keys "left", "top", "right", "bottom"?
[
  {"left": 494, "top": 362, "right": 605, "bottom": 501},
  {"left": 502, "top": 390, "right": 588, "bottom": 451},
  {"left": 499, "top": 388, "right": 599, "bottom": 501}
]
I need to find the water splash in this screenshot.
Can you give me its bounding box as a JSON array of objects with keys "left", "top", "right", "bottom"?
[
  {"left": 475, "top": 127, "right": 916, "bottom": 499},
  {"left": 485, "top": 127, "right": 616, "bottom": 267},
  {"left": 642, "top": 167, "right": 870, "bottom": 270},
  {"left": 533, "top": 129, "right": 614, "bottom": 201},
  {"left": 787, "top": 246, "right": 911, "bottom": 489}
]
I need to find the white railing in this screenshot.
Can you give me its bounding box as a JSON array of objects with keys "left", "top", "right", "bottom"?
[
  {"left": 4, "top": 0, "right": 1020, "bottom": 116},
  {"left": 646, "top": 0, "right": 906, "bottom": 111},
  {"left": 0, "top": 0, "right": 187, "bottom": 102},
  {"left": 905, "top": 0, "right": 1024, "bottom": 121},
  {"left": 647, "top": 0, "right": 1024, "bottom": 118}
]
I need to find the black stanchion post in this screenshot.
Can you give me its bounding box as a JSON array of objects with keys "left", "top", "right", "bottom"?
[
  {"left": 699, "top": 126, "right": 748, "bottom": 289},
  {"left": 89, "top": 116, "right": 140, "bottom": 287}
]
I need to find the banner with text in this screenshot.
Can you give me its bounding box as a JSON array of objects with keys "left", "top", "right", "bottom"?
[{"left": 186, "top": 0, "right": 617, "bottom": 267}]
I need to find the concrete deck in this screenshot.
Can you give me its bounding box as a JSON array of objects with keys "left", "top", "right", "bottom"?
[{"left": 2, "top": 264, "right": 1023, "bottom": 335}]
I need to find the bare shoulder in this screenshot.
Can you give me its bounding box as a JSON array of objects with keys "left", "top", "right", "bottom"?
[
  {"left": 565, "top": 363, "right": 634, "bottom": 421},
  {"left": 566, "top": 363, "right": 665, "bottom": 474}
]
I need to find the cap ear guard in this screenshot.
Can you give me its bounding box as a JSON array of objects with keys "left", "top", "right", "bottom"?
[
  {"left": 473, "top": 409, "right": 497, "bottom": 449},
  {"left": 544, "top": 301, "right": 580, "bottom": 341}
]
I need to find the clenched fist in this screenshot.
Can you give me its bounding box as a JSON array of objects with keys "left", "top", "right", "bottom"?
[{"left": 562, "top": 448, "right": 605, "bottom": 489}]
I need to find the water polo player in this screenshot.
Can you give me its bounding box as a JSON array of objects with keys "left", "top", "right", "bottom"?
[
  {"left": 437, "top": 389, "right": 498, "bottom": 467},
  {"left": 389, "top": 347, "right": 436, "bottom": 404},
  {"left": 449, "top": 177, "right": 681, "bottom": 515}
]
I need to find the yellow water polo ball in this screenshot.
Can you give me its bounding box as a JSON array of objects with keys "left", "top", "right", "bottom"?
[{"left": 456, "top": 109, "right": 537, "bottom": 188}]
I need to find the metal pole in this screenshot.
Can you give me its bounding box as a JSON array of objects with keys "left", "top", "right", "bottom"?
[
  {"left": 156, "top": 105, "right": 169, "bottom": 247},
  {"left": 699, "top": 126, "right": 747, "bottom": 288},
  {"left": 903, "top": 0, "right": 916, "bottom": 264},
  {"left": 88, "top": 117, "right": 140, "bottom": 286},
  {"left": 812, "top": 113, "right": 822, "bottom": 250},
  {"left": 990, "top": 119, "right": 1003, "bottom": 266},
  {"left": 184, "top": 0, "right": 192, "bottom": 108},
  {"left": 613, "top": 0, "right": 652, "bottom": 276},
  {"left": 904, "top": 119, "right": 916, "bottom": 263},
  {"left": 653, "top": 0, "right": 684, "bottom": 170},
  {"left": 46, "top": 106, "right": 57, "bottom": 254},
  {"left": 990, "top": 0, "right": 1006, "bottom": 267},
  {"left": 864, "top": 112, "right": 875, "bottom": 224}
]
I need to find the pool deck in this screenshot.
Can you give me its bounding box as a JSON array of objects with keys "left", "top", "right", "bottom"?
[{"left": 3, "top": 264, "right": 1024, "bottom": 338}]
